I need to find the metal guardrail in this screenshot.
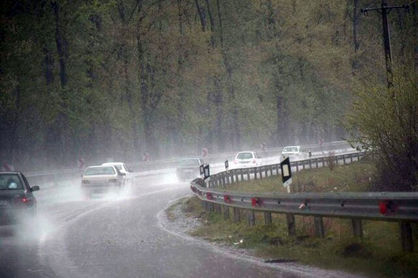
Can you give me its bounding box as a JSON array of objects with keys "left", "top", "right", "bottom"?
[
  {"left": 190, "top": 153, "right": 418, "bottom": 252},
  {"left": 207, "top": 152, "right": 366, "bottom": 188}
]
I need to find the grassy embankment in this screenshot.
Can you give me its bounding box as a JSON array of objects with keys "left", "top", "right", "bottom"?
[{"left": 168, "top": 160, "right": 418, "bottom": 278}]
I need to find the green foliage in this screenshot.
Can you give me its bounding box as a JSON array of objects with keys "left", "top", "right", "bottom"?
[
  {"left": 0, "top": 0, "right": 416, "bottom": 169},
  {"left": 346, "top": 69, "right": 418, "bottom": 191}
]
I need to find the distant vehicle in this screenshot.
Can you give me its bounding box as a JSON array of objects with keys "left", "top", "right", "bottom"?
[
  {"left": 232, "top": 151, "right": 262, "bottom": 168},
  {"left": 81, "top": 165, "right": 126, "bottom": 197},
  {"left": 176, "top": 158, "right": 204, "bottom": 181},
  {"left": 0, "top": 172, "right": 39, "bottom": 225},
  {"left": 281, "top": 146, "right": 307, "bottom": 161},
  {"left": 102, "top": 162, "right": 133, "bottom": 186},
  {"left": 101, "top": 162, "right": 130, "bottom": 175}
]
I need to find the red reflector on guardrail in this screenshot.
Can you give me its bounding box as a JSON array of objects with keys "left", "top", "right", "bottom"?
[
  {"left": 379, "top": 201, "right": 388, "bottom": 214},
  {"left": 224, "top": 195, "right": 231, "bottom": 203},
  {"left": 251, "top": 197, "right": 261, "bottom": 207},
  {"left": 206, "top": 193, "right": 213, "bottom": 200},
  {"left": 379, "top": 200, "right": 396, "bottom": 215}
]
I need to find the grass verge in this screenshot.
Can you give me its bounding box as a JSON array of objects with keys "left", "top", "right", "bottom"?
[{"left": 170, "top": 161, "right": 418, "bottom": 278}]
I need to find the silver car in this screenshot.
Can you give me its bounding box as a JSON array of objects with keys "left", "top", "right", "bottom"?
[{"left": 81, "top": 165, "right": 126, "bottom": 197}]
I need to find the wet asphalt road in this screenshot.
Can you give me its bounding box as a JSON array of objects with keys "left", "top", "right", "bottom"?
[{"left": 0, "top": 173, "right": 356, "bottom": 278}]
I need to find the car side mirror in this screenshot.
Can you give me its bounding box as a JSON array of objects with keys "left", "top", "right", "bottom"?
[
  {"left": 31, "top": 185, "right": 40, "bottom": 192},
  {"left": 119, "top": 172, "right": 126, "bottom": 176}
]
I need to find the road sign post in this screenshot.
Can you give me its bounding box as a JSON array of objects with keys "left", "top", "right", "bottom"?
[
  {"left": 280, "top": 157, "right": 292, "bottom": 193},
  {"left": 225, "top": 160, "right": 229, "bottom": 170},
  {"left": 203, "top": 164, "right": 210, "bottom": 180}
]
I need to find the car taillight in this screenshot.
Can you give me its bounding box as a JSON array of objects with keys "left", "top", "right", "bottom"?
[
  {"left": 109, "top": 179, "right": 118, "bottom": 183},
  {"left": 82, "top": 180, "right": 90, "bottom": 184},
  {"left": 22, "top": 197, "right": 29, "bottom": 203}
]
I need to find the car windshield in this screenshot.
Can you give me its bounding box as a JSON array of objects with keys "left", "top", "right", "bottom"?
[
  {"left": 283, "top": 147, "right": 299, "bottom": 153},
  {"left": 0, "top": 174, "right": 23, "bottom": 190},
  {"left": 237, "top": 153, "right": 254, "bottom": 159},
  {"left": 179, "top": 159, "right": 199, "bottom": 167},
  {"left": 84, "top": 167, "right": 116, "bottom": 176}
]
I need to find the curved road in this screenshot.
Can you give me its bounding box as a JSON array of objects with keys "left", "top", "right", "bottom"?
[{"left": 1, "top": 173, "right": 357, "bottom": 278}]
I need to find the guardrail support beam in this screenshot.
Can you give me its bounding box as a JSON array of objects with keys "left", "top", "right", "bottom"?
[
  {"left": 351, "top": 219, "right": 363, "bottom": 238},
  {"left": 264, "top": 212, "right": 272, "bottom": 225},
  {"left": 247, "top": 210, "right": 256, "bottom": 226},
  {"left": 208, "top": 202, "right": 214, "bottom": 212},
  {"left": 286, "top": 214, "right": 296, "bottom": 236},
  {"left": 314, "top": 217, "right": 325, "bottom": 238},
  {"left": 223, "top": 205, "right": 230, "bottom": 220},
  {"left": 233, "top": 208, "right": 241, "bottom": 222},
  {"left": 215, "top": 204, "right": 222, "bottom": 214},
  {"left": 400, "top": 221, "right": 413, "bottom": 252}
]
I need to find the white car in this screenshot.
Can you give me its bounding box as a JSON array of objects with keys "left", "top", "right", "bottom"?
[
  {"left": 81, "top": 165, "right": 126, "bottom": 197},
  {"left": 101, "top": 162, "right": 130, "bottom": 175},
  {"left": 232, "top": 151, "right": 262, "bottom": 168},
  {"left": 281, "top": 146, "right": 307, "bottom": 161}
]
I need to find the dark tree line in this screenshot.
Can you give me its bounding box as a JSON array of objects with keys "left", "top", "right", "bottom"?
[{"left": 0, "top": 0, "right": 416, "bottom": 170}]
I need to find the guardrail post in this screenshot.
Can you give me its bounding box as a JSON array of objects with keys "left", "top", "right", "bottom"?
[
  {"left": 296, "top": 161, "right": 299, "bottom": 172},
  {"left": 275, "top": 164, "right": 279, "bottom": 175},
  {"left": 215, "top": 204, "right": 222, "bottom": 214},
  {"left": 230, "top": 171, "right": 234, "bottom": 184},
  {"left": 270, "top": 165, "right": 273, "bottom": 176},
  {"left": 254, "top": 168, "right": 258, "bottom": 179},
  {"left": 223, "top": 205, "right": 230, "bottom": 220},
  {"left": 302, "top": 161, "right": 306, "bottom": 170},
  {"left": 240, "top": 169, "right": 244, "bottom": 181},
  {"left": 400, "top": 221, "right": 413, "bottom": 252},
  {"left": 233, "top": 208, "right": 241, "bottom": 222},
  {"left": 247, "top": 210, "right": 255, "bottom": 226},
  {"left": 208, "top": 202, "right": 214, "bottom": 212},
  {"left": 264, "top": 212, "right": 272, "bottom": 225},
  {"left": 222, "top": 174, "right": 226, "bottom": 187},
  {"left": 202, "top": 201, "right": 208, "bottom": 211},
  {"left": 314, "top": 217, "right": 325, "bottom": 238},
  {"left": 309, "top": 159, "right": 312, "bottom": 169},
  {"left": 286, "top": 214, "right": 296, "bottom": 236},
  {"left": 265, "top": 167, "right": 268, "bottom": 177},
  {"left": 343, "top": 155, "right": 346, "bottom": 165},
  {"left": 246, "top": 169, "right": 250, "bottom": 180},
  {"left": 315, "top": 158, "right": 319, "bottom": 168},
  {"left": 351, "top": 219, "right": 363, "bottom": 238}
]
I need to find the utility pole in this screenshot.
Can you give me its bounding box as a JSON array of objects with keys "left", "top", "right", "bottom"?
[{"left": 361, "top": 0, "right": 410, "bottom": 88}]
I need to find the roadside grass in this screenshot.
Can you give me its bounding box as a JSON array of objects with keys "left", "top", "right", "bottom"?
[
  {"left": 222, "top": 160, "right": 376, "bottom": 193},
  {"left": 170, "top": 161, "right": 418, "bottom": 278}
]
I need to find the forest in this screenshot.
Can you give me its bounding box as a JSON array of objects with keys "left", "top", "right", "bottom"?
[{"left": 0, "top": 0, "right": 417, "bottom": 168}]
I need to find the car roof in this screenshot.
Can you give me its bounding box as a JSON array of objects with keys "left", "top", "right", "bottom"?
[
  {"left": 283, "top": 145, "right": 300, "bottom": 148},
  {"left": 86, "top": 165, "right": 116, "bottom": 169},
  {"left": 0, "top": 171, "right": 21, "bottom": 174},
  {"left": 236, "top": 151, "right": 255, "bottom": 154},
  {"left": 102, "top": 162, "right": 124, "bottom": 166}
]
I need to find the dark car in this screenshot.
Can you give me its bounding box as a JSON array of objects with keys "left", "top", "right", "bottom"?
[
  {"left": 176, "top": 158, "right": 204, "bottom": 182},
  {"left": 0, "top": 172, "right": 40, "bottom": 225}
]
